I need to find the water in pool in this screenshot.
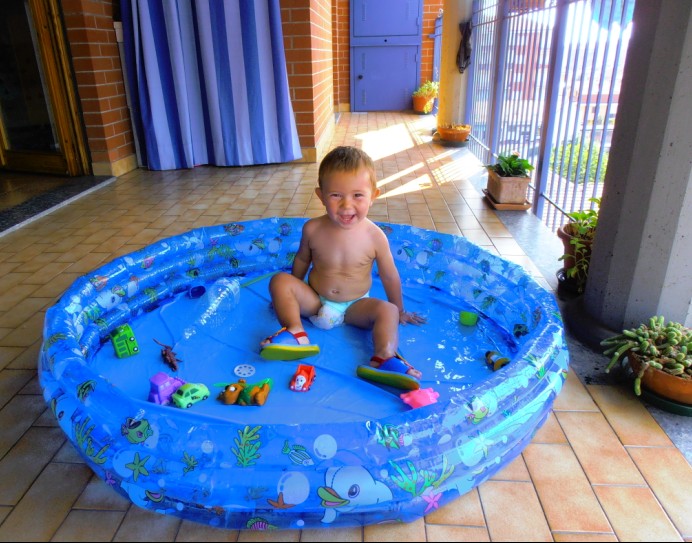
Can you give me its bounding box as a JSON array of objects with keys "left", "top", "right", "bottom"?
[{"left": 90, "top": 272, "right": 518, "bottom": 425}]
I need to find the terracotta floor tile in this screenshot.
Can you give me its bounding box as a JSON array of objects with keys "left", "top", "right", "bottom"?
[
  {"left": 555, "top": 411, "right": 646, "bottom": 485},
  {"left": 112, "top": 506, "right": 181, "bottom": 542},
  {"left": 363, "top": 517, "right": 426, "bottom": 541},
  {"left": 531, "top": 411, "right": 568, "bottom": 444},
  {"left": 587, "top": 384, "right": 674, "bottom": 446},
  {"left": 522, "top": 443, "right": 611, "bottom": 533},
  {"left": 0, "top": 297, "right": 51, "bottom": 328},
  {"left": 0, "top": 394, "right": 47, "bottom": 458},
  {"left": 51, "top": 510, "right": 126, "bottom": 542},
  {"left": 73, "top": 475, "right": 131, "bottom": 511},
  {"left": 425, "top": 487, "right": 484, "bottom": 526},
  {"left": 0, "top": 462, "right": 93, "bottom": 541},
  {"left": 0, "top": 426, "right": 65, "bottom": 505},
  {"left": 174, "top": 521, "right": 239, "bottom": 541},
  {"left": 300, "top": 526, "right": 363, "bottom": 542},
  {"left": 627, "top": 447, "right": 692, "bottom": 537},
  {"left": 0, "top": 369, "right": 35, "bottom": 407},
  {"left": 552, "top": 532, "right": 617, "bottom": 542},
  {"left": 236, "top": 527, "right": 302, "bottom": 542},
  {"left": 552, "top": 370, "right": 599, "bottom": 412},
  {"left": 478, "top": 480, "right": 553, "bottom": 541},
  {"left": 488, "top": 454, "right": 531, "bottom": 481},
  {"left": 425, "top": 524, "right": 490, "bottom": 542},
  {"left": 7, "top": 342, "right": 42, "bottom": 371},
  {"left": 593, "top": 485, "right": 682, "bottom": 541}
]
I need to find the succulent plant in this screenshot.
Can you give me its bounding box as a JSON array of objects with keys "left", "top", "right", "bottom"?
[{"left": 600, "top": 316, "right": 692, "bottom": 395}]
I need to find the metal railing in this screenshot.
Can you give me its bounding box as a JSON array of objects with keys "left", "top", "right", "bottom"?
[{"left": 466, "top": 0, "right": 635, "bottom": 231}]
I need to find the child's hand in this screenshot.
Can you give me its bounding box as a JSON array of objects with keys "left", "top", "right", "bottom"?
[{"left": 400, "top": 310, "right": 426, "bottom": 325}]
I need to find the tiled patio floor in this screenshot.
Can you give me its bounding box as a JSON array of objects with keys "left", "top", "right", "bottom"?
[{"left": 0, "top": 112, "right": 690, "bottom": 542}]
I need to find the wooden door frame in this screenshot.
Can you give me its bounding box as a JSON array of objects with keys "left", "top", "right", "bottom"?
[{"left": 0, "top": 0, "right": 90, "bottom": 176}]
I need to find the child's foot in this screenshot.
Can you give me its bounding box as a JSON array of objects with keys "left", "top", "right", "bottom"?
[
  {"left": 356, "top": 354, "right": 421, "bottom": 390},
  {"left": 259, "top": 327, "right": 319, "bottom": 360},
  {"left": 371, "top": 355, "right": 422, "bottom": 380}
]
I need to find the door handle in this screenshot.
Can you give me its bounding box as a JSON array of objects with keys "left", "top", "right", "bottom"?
[{"left": 358, "top": 75, "right": 364, "bottom": 80}]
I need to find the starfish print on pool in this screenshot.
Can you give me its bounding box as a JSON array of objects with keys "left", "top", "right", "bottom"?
[{"left": 126, "top": 452, "right": 151, "bottom": 482}]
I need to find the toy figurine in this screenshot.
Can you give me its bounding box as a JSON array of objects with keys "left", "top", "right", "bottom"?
[
  {"left": 153, "top": 338, "right": 182, "bottom": 372},
  {"left": 485, "top": 350, "right": 510, "bottom": 371},
  {"left": 400, "top": 387, "right": 439, "bottom": 409},
  {"left": 218, "top": 378, "right": 273, "bottom": 406},
  {"left": 289, "top": 364, "right": 316, "bottom": 392}
]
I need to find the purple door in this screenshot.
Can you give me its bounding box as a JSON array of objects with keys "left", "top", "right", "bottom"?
[{"left": 350, "top": 0, "right": 422, "bottom": 112}]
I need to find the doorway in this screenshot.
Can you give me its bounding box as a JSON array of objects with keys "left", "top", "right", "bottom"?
[
  {"left": 350, "top": 0, "right": 422, "bottom": 112},
  {"left": 0, "top": 0, "right": 89, "bottom": 176}
]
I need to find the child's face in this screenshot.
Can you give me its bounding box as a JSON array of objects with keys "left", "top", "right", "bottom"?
[{"left": 316, "top": 167, "right": 380, "bottom": 229}]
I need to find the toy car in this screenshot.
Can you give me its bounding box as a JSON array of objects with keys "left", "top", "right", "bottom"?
[
  {"left": 110, "top": 324, "right": 139, "bottom": 358},
  {"left": 172, "top": 383, "right": 210, "bottom": 409},
  {"left": 148, "top": 372, "right": 186, "bottom": 405},
  {"left": 289, "top": 364, "right": 315, "bottom": 392}
]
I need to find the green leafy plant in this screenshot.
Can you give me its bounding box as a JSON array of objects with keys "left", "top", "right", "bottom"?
[
  {"left": 412, "top": 80, "right": 439, "bottom": 98},
  {"left": 485, "top": 152, "right": 535, "bottom": 178},
  {"left": 412, "top": 81, "right": 439, "bottom": 114},
  {"left": 557, "top": 196, "right": 600, "bottom": 293},
  {"left": 549, "top": 138, "right": 609, "bottom": 185},
  {"left": 600, "top": 316, "right": 692, "bottom": 395}
]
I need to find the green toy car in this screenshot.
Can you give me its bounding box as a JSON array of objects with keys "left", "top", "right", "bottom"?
[
  {"left": 110, "top": 324, "right": 139, "bottom": 358},
  {"left": 172, "top": 383, "right": 210, "bottom": 409}
]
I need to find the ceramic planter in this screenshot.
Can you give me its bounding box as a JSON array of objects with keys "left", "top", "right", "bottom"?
[
  {"left": 437, "top": 125, "right": 471, "bottom": 142},
  {"left": 486, "top": 169, "right": 530, "bottom": 204},
  {"left": 628, "top": 350, "right": 692, "bottom": 405},
  {"left": 412, "top": 95, "right": 435, "bottom": 114}
]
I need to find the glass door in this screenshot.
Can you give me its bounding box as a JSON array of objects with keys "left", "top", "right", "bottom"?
[{"left": 0, "top": 0, "right": 89, "bottom": 175}]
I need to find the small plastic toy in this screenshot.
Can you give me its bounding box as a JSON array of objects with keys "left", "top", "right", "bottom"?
[
  {"left": 459, "top": 310, "right": 478, "bottom": 326},
  {"left": 153, "top": 338, "right": 182, "bottom": 371},
  {"left": 218, "top": 378, "right": 273, "bottom": 406},
  {"left": 486, "top": 350, "right": 510, "bottom": 371},
  {"left": 400, "top": 387, "right": 439, "bottom": 409},
  {"left": 148, "top": 371, "right": 186, "bottom": 405},
  {"left": 172, "top": 383, "right": 210, "bottom": 409},
  {"left": 289, "top": 364, "right": 316, "bottom": 392},
  {"left": 110, "top": 324, "right": 139, "bottom": 358}
]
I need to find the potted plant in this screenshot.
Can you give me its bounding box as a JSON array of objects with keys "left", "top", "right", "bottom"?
[
  {"left": 556, "top": 197, "right": 600, "bottom": 295},
  {"left": 601, "top": 316, "right": 692, "bottom": 408},
  {"left": 484, "top": 151, "right": 534, "bottom": 204},
  {"left": 412, "top": 80, "right": 439, "bottom": 114},
  {"left": 436, "top": 122, "right": 472, "bottom": 143}
]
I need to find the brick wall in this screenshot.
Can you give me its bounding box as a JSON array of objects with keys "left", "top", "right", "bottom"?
[
  {"left": 422, "top": 0, "right": 445, "bottom": 86},
  {"left": 61, "top": 0, "right": 137, "bottom": 176},
  {"left": 282, "top": 0, "right": 335, "bottom": 162}
]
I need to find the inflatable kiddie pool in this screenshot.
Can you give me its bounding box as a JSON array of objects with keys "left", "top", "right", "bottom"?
[{"left": 39, "top": 217, "right": 568, "bottom": 530}]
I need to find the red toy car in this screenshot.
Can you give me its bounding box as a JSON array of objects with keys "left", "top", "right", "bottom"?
[{"left": 289, "top": 364, "right": 315, "bottom": 392}]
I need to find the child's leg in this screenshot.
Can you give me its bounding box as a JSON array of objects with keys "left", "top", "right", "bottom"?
[
  {"left": 346, "top": 298, "right": 422, "bottom": 379},
  {"left": 261, "top": 272, "right": 321, "bottom": 347}
]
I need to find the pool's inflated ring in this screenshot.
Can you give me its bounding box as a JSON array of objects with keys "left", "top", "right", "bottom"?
[{"left": 39, "top": 218, "right": 568, "bottom": 530}]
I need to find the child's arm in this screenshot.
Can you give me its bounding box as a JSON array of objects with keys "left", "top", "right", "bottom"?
[
  {"left": 374, "top": 230, "right": 426, "bottom": 325},
  {"left": 291, "top": 221, "right": 313, "bottom": 280}
]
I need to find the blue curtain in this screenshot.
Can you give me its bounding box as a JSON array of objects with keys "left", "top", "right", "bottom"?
[{"left": 121, "top": 0, "right": 302, "bottom": 171}]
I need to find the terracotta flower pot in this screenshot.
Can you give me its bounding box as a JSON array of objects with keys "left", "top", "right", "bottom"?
[
  {"left": 628, "top": 350, "right": 692, "bottom": 405},
  {"left": 557, "top": 223, "right": 592, "bottom": 270},
  {"left": 412, "top": 95, "right": 435, "bottom": 114},
  {"left": 486, "top": 169, "right": 530, "bottom": 204},
  {"left": 437, "top": 125, "right": 471, "bottom": 142}
]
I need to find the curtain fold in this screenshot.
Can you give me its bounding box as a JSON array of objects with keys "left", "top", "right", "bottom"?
[{"left": 122, "top": 0, "right": 302, "bottom": 171}]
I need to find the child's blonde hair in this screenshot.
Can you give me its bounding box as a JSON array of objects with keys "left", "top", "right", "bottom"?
[{"left": 318, "top": 146, "right": 377, "bottom": 191}]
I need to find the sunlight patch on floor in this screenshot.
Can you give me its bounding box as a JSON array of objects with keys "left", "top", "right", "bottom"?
[{"left": 356, "top": 123, "right": 414, "bottom": 161}]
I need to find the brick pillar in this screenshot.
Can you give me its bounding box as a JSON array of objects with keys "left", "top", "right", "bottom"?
[
  {"left": 282, "top": 0, "right": 335, "bottom": 163},
  {"left": 61, "top": 0, "right": 137, "bottom": 176}
]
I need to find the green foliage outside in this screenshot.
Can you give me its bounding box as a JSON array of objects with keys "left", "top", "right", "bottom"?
[{"left": 549, "top": 138, "right": 608, "bottom": 184}]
